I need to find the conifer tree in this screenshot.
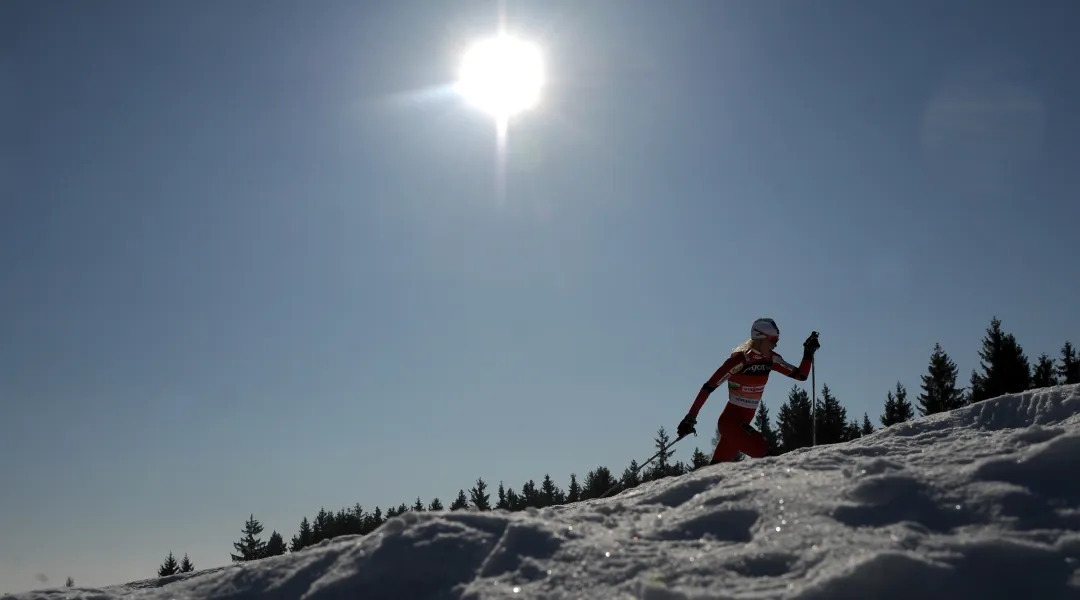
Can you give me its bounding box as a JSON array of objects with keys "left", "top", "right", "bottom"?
[
  {"left": 179, "top": 554, "right": 194, "bottom": 573},
  {"left": 539, "top": 474, "right": 561, "bottom": 506},
  {"left": 919, "top": 343, "right": 966, "bottom": 415},
  {"left": 264, "top": 531, "right": 287, "bottom": 557},
  {"left": 412, "top": 497, "right": 425, "bottom": 511},
  {"left": 620, "top": 460, "right": 642, "bottom": 489},
  {"left": 970, "top": 317, "right": 1031, "bottom": 402},
  {"left": 1058, "top": 342, "right": 1079, "bottom": 384},
  {"left": 776, "top": 385, "right": 813, "bottom": 451},
  {"left": 158, "top": 551, "right": 180, "bottom": 576},
  {"left": 753, "top": 400, "right": 779, "bottom": 454},
  {"left": 582, "top": 466, "right": 616, "bottom": 499},
  {"left": 450, "top": 489, "right": 469, "bottom": 510},
  {"left": 469, "top": 478, "right": 491, "bottom": 510},
  {"left": 1032, "top": 353, "right": 1059, "bottom": 388},
  {"left": 496, "top": 483, "right": 509, "bottom": 510},
  {"left": 816, "top": 384, "right": 848, "bottom": 445},
  {"left": 231, "top": 514, "right": 267, "bottom": 562},
  {"left": 428, "top": 498, "right": 443, "bottom": 511},
  {"left": 289, "top": 517, "right": 313, "bottom": 552},
  {"left": 643, "top": 427, "right": 674, "bottom": 481},
  {"left": 566, "top": 474, "right": 581, "bottom": 503},
  {"left": 860, "top": 413, "right": 875, "bottom": 436},
  {"left": 505, "top": 487, "right": 522, "bottom": 510},
  {"left": 690, "top": 447, "right": 710, "bottom": 468},
  {"left": 843, "top": 419, "right": 861, "bottom": 441},
  {"left": 520, "top": 480, "right": 540, "bottom": 508},
  {"left": 65, "top": 577, "right": 74, "bottom": 588},
  {"left": 880, "top": 381, "right": 914, "bottom": 427}
]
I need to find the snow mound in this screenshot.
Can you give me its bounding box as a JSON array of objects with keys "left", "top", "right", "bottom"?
[{"left": 15, "top": 385, "right": 1080, "bottom": 600}]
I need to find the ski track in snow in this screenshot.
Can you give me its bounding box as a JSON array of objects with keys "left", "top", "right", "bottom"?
[{"left": 13, "top": 385, "right": 1080, "bottom": 600}]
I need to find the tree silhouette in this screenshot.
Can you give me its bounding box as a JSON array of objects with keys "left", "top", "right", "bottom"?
[
  {"left": 753, "top": 400, "right": 779, "bottom": 454},
  {"left": 158, "top": 551, "right": 179, "bottom": 576},
  {"left": 860, "top": 413, "right": 874, "bottom": 436},
  {"left": 231, "top": 514, "right": 267, "bottom": 562},
  {"left": 816, "top": 384, "right": 848, "bottom": 445},
  {"left": 646, "top": 426, "right": 674, "bottom": 480},
  {"left": 65, "top": 577, "right": 74, "bottom": 588},
  {"left": 428, "top": 498, "right": 443, "bottom": 511},
  {"left": 289, "top": 517, "right": 313, "bottom": 552},
  {"left": 776, "top": 385, "right": 813, "bottom": 451},
  {"left": 450, "top": 489, "right": 469, "bottom": 510},
  {"left": 264, "top": 531, "right": 287, "bottom": 557},
  {"left": 1058, "top": 342, "right": 1079, "bottom": 384},
  {"left": 566, "top": 474, "right": 581, "bottom": 503},
  {"left": 919, "top": 343, "right": 966, "bottom": 415},
  {"left": 179, "top": 554, "right": 194, "bottom": 573},
  {"left": 970, "top": 317, "right": 1031, "bottom": 402},
  {"left": 1032, "top": 353, "right": 1059, "bottom": 388},
  {"left": 880, "top": 381, "right": 914, "bottom": 427},
  {"left": 469, "top": 478, "right": 491, "bottom": 510}
]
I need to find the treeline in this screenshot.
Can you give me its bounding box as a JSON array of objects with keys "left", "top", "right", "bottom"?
[{"left": 158, "top": 316, "right": 1077, "bottom": 575}]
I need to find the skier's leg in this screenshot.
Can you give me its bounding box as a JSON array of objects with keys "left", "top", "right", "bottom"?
[
  {"left": 710, "top": 434, "right": 741, "bottom": 464},
  {"left": 711, "top": 404, "right": 765, "bottom": 463}
]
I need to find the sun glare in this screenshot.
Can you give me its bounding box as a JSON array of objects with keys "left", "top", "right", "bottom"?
[{"left": 456, "top": 35, "right": 544, "bottom": 123}]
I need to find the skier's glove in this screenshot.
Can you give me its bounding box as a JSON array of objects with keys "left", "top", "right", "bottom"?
[
  {"left": 802, "top": 331, "right": 820, "bottom": 360},
  {"left": 677, "top": 414, "right": 697, "bottom": 438}
]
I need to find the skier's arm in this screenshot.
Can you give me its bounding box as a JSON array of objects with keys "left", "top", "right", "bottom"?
[
  {"left": 772, "top": 351, "right": 812, "bottom": 381},
  {"left": 688, "top": 353, "right": 746, "bottom": 417}
]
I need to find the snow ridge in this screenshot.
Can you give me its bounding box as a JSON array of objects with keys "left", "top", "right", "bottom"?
[{"left": 15, "top": 385, "right": 1080, "bottom": 600}]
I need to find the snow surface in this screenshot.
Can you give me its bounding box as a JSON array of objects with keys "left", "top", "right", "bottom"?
[{"left": 12, "top": 385, "right": 1080, "bottom": 600}]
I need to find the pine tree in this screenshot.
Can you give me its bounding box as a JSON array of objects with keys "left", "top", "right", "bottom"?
[
  {"left": 495, "top": 483, "right": 509, "bottom": 510},
  {"left": 65, "top": 577, "right": 74, "bottom": 588},
  {"left": 1059, "top": 342, "right": 1079, "bottom": 384},
  {"left": 179, "top": 554, "right": 194, "bottom": 573},
  {"left": 843, "top": 419, "right": 861, "bottom": 441},
  {"left": 290, "top": 517, "right": 313, "bottom": 552},
  {"left": 566, "top": 474, "right": 581, "bottom": 503},
  {"left": 469, "top": 478, "right": 491, "bottom": 510},
  {"left": 582, "top": 466, "right": 617, "bottom": 499},
  {"left": 311, "top": 508, "right": 331, "bottom": 544},
  {"left": 919, "top": 343, "right": 966, "bottom": 415},
  {"left": 428, "top": 497, "right": 443, "bottom": 511},
  {"left": 970, "top": 317, "right": 1031, "bottom": 402},
  {"left": 621, "top": 460, "right": 642, "bottom": 489},
  {"left": 816, "top": 384, "right": 848, "bottom": 445},
  {"left": 645, "top": 427, "right": 674, "bottom": 480},
  {"left": 158, "top": 551, "right": 180, "bottom": 576},
  {"left": 1032, "top": 353, "right": 1059, "bottom": 388},
  {"left": 412, "top": 497, "right": 425, "bottom": 511},
  {"left": 230, "top": 514, "right": 267, "bottom": 562},
  {"left": 264, "top": 531, "right": 287, "bottom": 557},
  {"left": 505, "top": 487, "right": 522, "bottom": 510},
  {"left": 690, "top": 447, "right": 710, "bottom": 468},
  {"left": 860, "top": 413, "right": 875, "bottom": 436},
  {"left": 539, "top": 474, "right": 561, "bottom": 507},
  {"left": 776, "top": 385, "right": 813, "bottom": 451},
  {"left": 450, "top": 489, "right": 469, "bottom": 510},
  {"left": 753, "top": 400, "right": 780, "bottom": 454},
  {"left": 880, "top": 381, "right": 914, "bottom": 427}
]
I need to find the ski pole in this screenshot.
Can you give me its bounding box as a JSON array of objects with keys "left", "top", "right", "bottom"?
[
  {"left": 597, "top": 433, "right": 689, "bottom": 500},
  {"left": 812, "top": 360, "right": 817, "bottom": 447}
]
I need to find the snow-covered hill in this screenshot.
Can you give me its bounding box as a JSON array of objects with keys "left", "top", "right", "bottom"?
[{"left": 14, "top": 385, "right": 1080, "bottom": 600}]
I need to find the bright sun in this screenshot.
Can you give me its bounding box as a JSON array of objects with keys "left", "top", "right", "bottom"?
[{"left": 456, "top": 35, "right": 544, "bottom": 123}]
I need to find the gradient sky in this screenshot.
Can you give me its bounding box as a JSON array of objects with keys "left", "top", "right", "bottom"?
[{"left": 2, "top": 0, "right": 1078, "bottom": 593}]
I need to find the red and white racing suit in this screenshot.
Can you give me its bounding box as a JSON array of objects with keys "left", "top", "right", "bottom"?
[{"left": 687, "top": 348, "right": 812, "bottom": 463}]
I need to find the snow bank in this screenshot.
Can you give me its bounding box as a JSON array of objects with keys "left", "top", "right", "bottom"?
[{"left": 14, "top": 385, "right": 1080, "bottom": 600}]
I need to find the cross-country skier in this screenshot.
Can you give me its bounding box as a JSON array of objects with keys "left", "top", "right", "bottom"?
[{"left": 677, "top": 318, "right": 819, "bottom": 464}]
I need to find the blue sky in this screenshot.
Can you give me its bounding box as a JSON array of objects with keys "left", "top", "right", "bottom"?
[{"left": 2, "top": 0, "right": 1078, "bottom": 592}]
